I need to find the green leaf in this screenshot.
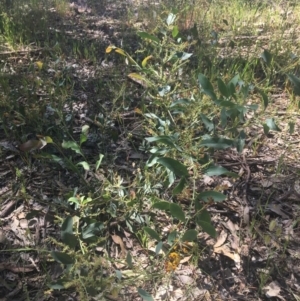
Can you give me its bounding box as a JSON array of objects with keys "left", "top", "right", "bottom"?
[
  {"left": 68, "top": 197, "right": 80, "bottom": 206},
  {"left": 261, "top": 49, "right": 272, "bottom": 66},
  {"left": 181, "top": 229, "right": 198, "bottom": 241},
  {"left": 51, "top": 251, "right": 74, "bottom": 265},
  {"left": 157, "top": 157, "right": 188, "bottom": 177},
  {"left": 81, "top": 222, "right": 104, "bottom": 240},
  {"left": 95, "top": 154, "right": 104, "bottom": 171},
  {"left": 62, "top": 140, "right": 83, "bottom": 156},
  {"left": 196, "top": 210, "right": 216, "bottom": 238},
  {"left": 263, "top": 123, "right": 270, "bottom": 134},
  {"left": 259, "top": 90, "right": 268, "bottom": 110},
  {"left": 152, "top": 201, "right": 170, "bottom": 210},
  {"left": 172, "top": 25, "right": 179, "bottom": 38},
  {"left": 289, "top": 121, "right": 295, "bottom": 134},
  {"left": 287, "top": 74, "right": 300, "bottom": 96},
  {"left": 166, "top": 13, "right": 176, "bottom": 26},
  {"left": 200, "top": 113, "right": 214, "bottom": 132},
  {"left": 205, "top": 165, "right": 238, "bottom": 177},
  {"left": 145, "top": 136, "right": 180, "bottom": 150},
  {"left": 126, "top": 252, "right": 133, "bottom": 269},
  {"left": 199, "top": 137, "right": 235, "bottom": 149},
  {"left": 218, "top": 78, "right": 229, "bottom": 98},
  {"left": 168, "top": 231, "right": 177, "bottom": 244},
  {"left": 80, "top": 133, "right": 87, "bottom": 146},
  {"left": 227, "top": 74, "right": 240, "bottom": 97},
  {"left": 198, "top": 73, "right": 217, "bottom": 102},
  {"left": 265, "top": 118, "right": 281, "bottom": 132},
  {"left": 197, "top": 191, "right": 226, "bottom": 202},
  {"left": 173, "top": 177, "right": 187, "bottom": 195},
  {"left": 137, "top": 31, "right": 160, "bottom": 43},
  {"left": 143, "top": 227, "right": 161, "bottom": 241},
  {"left": 61, "top": 233, "right": 78, "bottom": 249},
  {"left": 138, "top": 288, "right": 154, "bottom": 301},
  {"left": 155, "top": 241, "right": 163, "bottom": 254},
  {"left": 77, "top": 161, "right": 90, "bottom": 171},
  {"left": 61, "top": 217, "right": 78, "bottom": 249},
  {"left": 48, "top": 279, "right": 66, "bottom": 290},
  {"left": 169, "top": 203, "right": 185, "bottom": 222}
]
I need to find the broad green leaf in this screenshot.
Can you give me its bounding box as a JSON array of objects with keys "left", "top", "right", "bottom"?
[
  {"left": 51, "top": 251, "right": 74, "bottom": 265},
  {"left": 60, "top": 217, "right": 77, "bottom": 250},
  {"left": 77, "top": 161, "right": 90, "bottom": 171},
  {"left": 218, "top": 78, "right": 229, "bottom": 98},
  {"left": 265, "top": 118, "right": 281, "bottom": 132},
  {"left": 143, "top": 227, "right": 161, "bottom": 241},
  {"left": 263, "top": 123, "right": 270, "bottom": 134},
  {"left": 289, "top": 121, "right": 295, "bottom": 134},
  {"left": 80, "top": 133, "right": 87, "bottom": 146},
  {"left": 287, "top": 74, "right": 300, "bottom": 95},
  {"left": 126, "top": 252, "right": 133, "bottom": 268},
  {"left": 197, "top": 191, "right": 226, "bottom": 202},
  {"left": 138, "top": 288, "right": 154, "bottom": 301},
  {"left": 62, "top": 140, "right": 83, "bottom": 156},
  {"left": 169, "top": 203, "right": 185, "bottom": 222},
  {"left": 200, "top": 114, "right": 214, "bottom": 132},
  {"left": 261, "top": 49, "right": 272, "bottom": 66},
  {"left": 259, "top": 90, "right": 268, "bottom": 110},
  {"left": 199, "top": 137, "right": 235, "bottom": 149},
  {"left": 228, "top": 74, "right": 240, "bottom": 87},
  {"left": 142, "top": 55, "right": 153, "bottom": 68},
  {"left": 196, "top": 210, "right": 216, "bottom": 238},
  {"left": 157, "top": 157, "right": 188, "bottom": 177},
  {"left": 155, "top": 241, "right": 163, "bottom": 254},
  {"left": 173, "top": 177, "right": 186, "bottom": 195},
  {"left": 137, "top": 31, "right": 160, "bottom": 43},
  {"left": 166, "top": 13, "right": 176, "bottom": 26},
  {"left": 198, "top": 73, "right": 217, "bottom": 102},
  {"left": 205, "top": 165, "right": 238, "bottom": 177},
  {"left": 172, "top": 25, "right": 179, "bottom": 38},
  {"left": 61, "top": 233, "right": 78, "bottom": 249},
  {"left": 81, "top": 222, "right": 104, "bottom": 240},
  {"left": 220, "top": 108, "right": 228, "bottom": 127},
  {"left": 219, "top": 100, "right": 236, "bottom": 108},
  {"left": 181, "top": 229, "right": 198, "bottom": 242},
  {"left": 48, "top": 279, "right": 66, "bottom": 290},
  {"left": 68, "top": 196, "right": 80, "bottom": 205},
  {"left": 152, "top": 201, "right": 170, "bottom": 210},
  {"left": 168, "top": 230, "right": 177, "bottom": 244}
]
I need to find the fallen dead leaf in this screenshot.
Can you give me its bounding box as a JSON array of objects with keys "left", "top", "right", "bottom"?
[{"left": 111, "top": 234, "right": 127, "bottom": 258}]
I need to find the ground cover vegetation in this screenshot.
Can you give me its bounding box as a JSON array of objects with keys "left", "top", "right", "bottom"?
[{"left": 0, "top": 0, "right": 300, "bottom": 300}]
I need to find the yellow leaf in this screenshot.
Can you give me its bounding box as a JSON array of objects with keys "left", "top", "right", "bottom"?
[
  {"left": 106, "top": 46, "right": 115, "bottom": 53},
  {"left": 36, "top": 61, "right": 43, "bottom": 70},
  {"left": 115, "top": 48, "right": 127, "bottom": 56},
  {"left": 134, "top": 107, "right": 143, "bottom": 114},
  {"left": 142, "top": 55, "right": 152, "bottom": 68},
  {"left": 128, "top": 73, "right": 148, "bottom": 88},
  {"left": 44, "top": 136, "right": 53, "bottom": 143}
]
